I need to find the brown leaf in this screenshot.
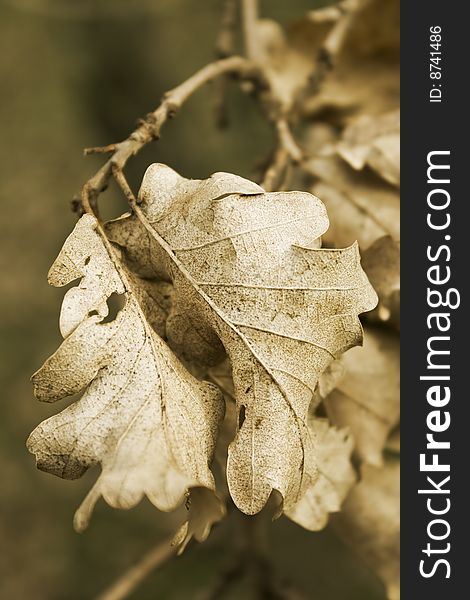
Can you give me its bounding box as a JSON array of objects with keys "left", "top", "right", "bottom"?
[
  {"left": 27, "top": 214, "right": 225, "bottom": 549},
  {"left": 255, "top": 0, "right": 396, "bottom": 116},
  {"left": 303, "top": 0, "right": 399, "bottom": 119},
  {"left": 337, "top": 110, "right": 400, "bottom": 186},
  {"left": 335, "top": 457, "right": 400, "bottom": 600},
  {"left": 117, "top": 163, "right": 377, "bottom": 516},
  {"left": 324, "top": 326, "right": 400, "bottom": 466},
  {"left": 307, "top": 155, "right": 400, "bottom": 249},
  {"left": 311, "top": 358, "right": 345, "bottom": 408},
  {"left": 285, "top": 419, "right": 355, "bottom": 531},
  {"left": 172, "top": 487, "right": 225, "bottom": 555},
  {"left": 255, "top": 18, "right": 323, "bottom": 112}
]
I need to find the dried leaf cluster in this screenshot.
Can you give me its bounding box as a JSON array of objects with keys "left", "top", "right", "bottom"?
[
  {"left": 28, "top": 0, "right": 399, "bottom": 597},
  {"left": 28, "top": 168, "right": 377, "bottom": 543}
]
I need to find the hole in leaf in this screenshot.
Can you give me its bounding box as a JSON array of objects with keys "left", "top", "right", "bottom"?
[
  {"left": 101, "top": 293, "right": 126, "bottom": 324},
  {"left": 88, "top": 310, "right": 99, "bottom": 317},
  {"left": 238, "top": 405, "right": 246, "bottom": 429},
  {"left": 84, "top": 256, "right": 91, "bottom": 266}
]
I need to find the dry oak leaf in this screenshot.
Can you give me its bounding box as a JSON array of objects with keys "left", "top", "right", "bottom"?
[
  {"left": 255, "top": 15, "right": 333, "bottom": 112},
  {"left": 205, "top": 361, "right": 356, "bottom": 524},
  {"left": 324, "top": 325, "right": 400, "bottom": 466},
  {"left": 310, "top": 358, "right": 345, "bottom": 408},
  {"left": 27, "top": 214, "right": 225, "bottom": 549},
  {"left": 255, "top": 1, "right": 381, "bottom": 114},
  {"left": 335, "top": 457, "right": 400, "bottom": 600},
  {"left": 285, "top": 419, "right": 355, "bottom": 531},
  {"left": 307, "top": 155, "right": 399, "bottom": 249},
  {"left": 337, "top": 110, "right": 400, "bottom": 186},
  {"left": 362, "top": 235, "right": 400, "bottom": 328},
  {"left": 112, "top": 163, "right": 377, "bottom": 517},
  {"left": 302, "top": 0, "right": 399, "bottom": 120}
]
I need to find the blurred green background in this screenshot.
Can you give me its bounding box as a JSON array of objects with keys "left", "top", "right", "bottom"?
[{"left": 0, "top": 1, "right": 385, "bottom": 598}]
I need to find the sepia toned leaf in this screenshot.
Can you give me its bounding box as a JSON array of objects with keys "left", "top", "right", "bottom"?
[
  {"left": 324, "top": 325, "right": 400, "bottom": 466},
  {"left": 311, "top": 358, "right": 345, "bottom": 408},
  {"left": 172, "top": 487, "right": 225, "bottom": 554},
  {"left": 255, "top": 18, "right": 321, "bottom": 112},
  {"left": 285, "top": 419, "right": 355, "bottom": 531},
  {"left": 335, "top": 457, "right": 400, "bottom": 600},
  {"left": 337, "top": 110, "right": 400, "bottom": 186},
  {"left": 27, "top": 214, "right": 225, "bottom": 549},
  {"left": 254, "top": 0, "right": 398, "bottom": 116},
  {"left": 117, "top": 163, "right": 377, "bottom": 517},
  {"left": 302, "top": 0, "right": 399, "bottom": 119},
  {"left": 307, "top": 155, "right": 399, "bottom": 249}
]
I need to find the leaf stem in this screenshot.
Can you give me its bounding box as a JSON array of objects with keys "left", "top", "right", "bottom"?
[
  {"left": 261, "top": 119, "right": 303, "bottom": 191},
  {"left": 78, "top": 56, "right": 265, "bottom": 217},
  {"left": 275, "top": 118, "right": 304, "bottom": 164}
]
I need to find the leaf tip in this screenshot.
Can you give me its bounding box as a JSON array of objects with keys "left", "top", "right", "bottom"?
[{"left": 73, "top": 484, "right": 101, "bottom": 533}]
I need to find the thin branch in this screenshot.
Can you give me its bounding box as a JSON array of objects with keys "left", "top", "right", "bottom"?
[
  {"left": 280, "top": 162, "right": 296, "bottom": 192},
  {"left": 96, "top": 537, "right": 177, "bottom": 600},
  {"left": 84, "top": 143, "right": 117, "bottom": 155},
  {"left": 112, "top": 165, "right": 139, "bottom": 205},
  {"left": 241, "top": 0, "right": 261, "bottom": 61},
  {"left": 261, "top": 147, "right": 289, "bottom": 192},
  {"left": 261, "top": 117, "right": 304, "bottom": 191},
  {"left": 79, "top": 56, "right": 264, "bottom": 216},
  {"left": 275, "top": 118, "right": 304, "bottom": 164}
]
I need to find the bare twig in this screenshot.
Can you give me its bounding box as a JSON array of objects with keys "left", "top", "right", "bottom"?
[
  {"left": 241, "top": 0, "right": 261, "bottom": 61},
  {"left": 261, "top": 147, "right": 289, "bottom": 192},
  {"left": 261, "top": 118, "right": 303, "bottom": 191},
  {"left": 96, "top": 537, "right": 177, "bottom": 600},
  {"left": 84, "top": 144, "right": 117, "bottom": 155},
  {"left": 275, "top": 118, "right": 303, "bottom": 164},
  {"left": 78, "top": 56, "right": 264, "bottom": 216},
  {"left": 112, "top": 165, "right": 139, "bottom": 205}
]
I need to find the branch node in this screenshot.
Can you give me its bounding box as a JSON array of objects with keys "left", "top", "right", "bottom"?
[
  {"left": 83, "top": 144, "right": 117, "bottom": 156},
  {"left": 166, "top": 103, "right": 179, "bottom": 119}
]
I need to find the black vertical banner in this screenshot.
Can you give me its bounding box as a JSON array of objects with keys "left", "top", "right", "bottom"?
[{"left": 401, "top": 2, "right": 468, "bottom": 598}]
